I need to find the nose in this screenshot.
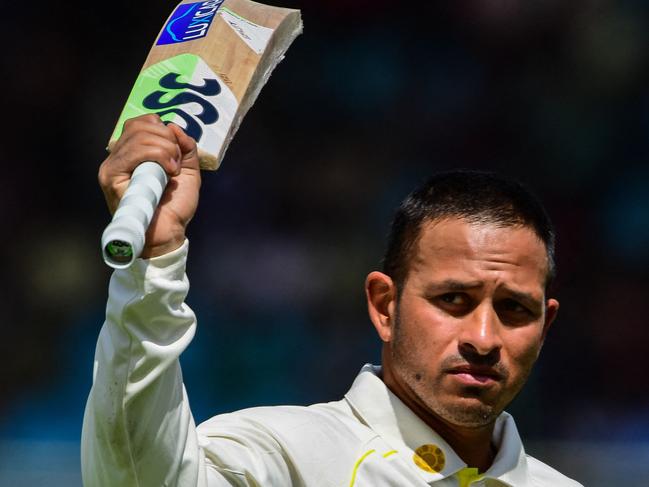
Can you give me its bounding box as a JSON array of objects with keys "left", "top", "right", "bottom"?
[{"left": 458, "top": 303, "right": 502, "bottom": 363}]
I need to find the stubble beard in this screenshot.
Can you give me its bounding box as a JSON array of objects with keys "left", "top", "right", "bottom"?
[{"left": 391, "top": 310, "right": 505, "bottom": 429}]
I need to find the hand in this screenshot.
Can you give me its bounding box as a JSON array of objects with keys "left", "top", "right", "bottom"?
[{"left": 98, "top": 114, "right": 201, "bottom": 258}]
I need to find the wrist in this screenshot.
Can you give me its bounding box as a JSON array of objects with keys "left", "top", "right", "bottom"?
[{"left": 141, "top": 228, "right": 186, "bottom": 259}]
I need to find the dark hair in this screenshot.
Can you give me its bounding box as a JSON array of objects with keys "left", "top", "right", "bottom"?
[{"left": 382, "top": 170, "right": 556, "bottom": 291}]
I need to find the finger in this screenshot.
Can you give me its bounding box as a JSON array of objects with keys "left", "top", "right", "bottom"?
[
  {"left": 107, "top": 127, "right": 182, "bottom": 175},
  {"left": 127, "top": 132, "right": 182, "bottom": 170},
  {"left": 126, "top": 143, "right": 181, "bottom": 176},
  {"left": 168, "top": 123, "right": 200, "bottom": 170},
  {"left": 103, "top": 139, "right": 181, "bottom": 180},
  {"left": 115, "top": 116, "right": 178, "bottom": 151}
]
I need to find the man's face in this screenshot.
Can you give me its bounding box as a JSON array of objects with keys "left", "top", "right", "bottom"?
[{"left": 367, "top": 218, "right": 559, "bottom": 428}]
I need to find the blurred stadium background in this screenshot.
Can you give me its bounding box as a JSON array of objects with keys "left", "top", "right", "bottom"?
[{"left": 2, "top": 0, "right": 649, "bottom": 485}]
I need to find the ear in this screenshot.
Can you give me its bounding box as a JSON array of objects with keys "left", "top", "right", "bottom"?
[
  {"left": 540, "top": 298, "right": 559, "bottom": 345},
  {"left": 365, "top": 271, "right": 398, "bottom": 342}
]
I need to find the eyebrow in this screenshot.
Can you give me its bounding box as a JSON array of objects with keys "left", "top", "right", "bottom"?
[{"left": 424, "top": 279, "right": 484, "bottom": 293}]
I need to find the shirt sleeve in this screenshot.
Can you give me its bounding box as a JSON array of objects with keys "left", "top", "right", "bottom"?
[
  {"left": 81, "top": 241, "right": 297, "bottom": 486},
  {"left": 81, "top": 240, "right": 211, "bottom": 486}
]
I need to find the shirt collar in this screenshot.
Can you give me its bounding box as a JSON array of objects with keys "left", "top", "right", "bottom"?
[{"left": 344, "top": 364, "right": 531, "bottom": 485}]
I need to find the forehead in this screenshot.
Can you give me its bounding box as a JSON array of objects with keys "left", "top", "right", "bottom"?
[{"left": 409, "top": 218, "right": 549, "bottom": 289}]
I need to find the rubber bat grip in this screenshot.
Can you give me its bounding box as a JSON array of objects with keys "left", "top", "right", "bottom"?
[{"left": 101, "top": 162, "right": 169, "bottom": 269}]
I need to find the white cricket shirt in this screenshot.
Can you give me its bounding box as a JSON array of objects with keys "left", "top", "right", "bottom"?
[{"left": 81, "top": 241, "right": 583, "bottom": 486}]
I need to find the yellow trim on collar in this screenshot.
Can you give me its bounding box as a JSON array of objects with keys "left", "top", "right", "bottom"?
[{"left": 456, "top": 467, "right": 485, "bottom": 487}]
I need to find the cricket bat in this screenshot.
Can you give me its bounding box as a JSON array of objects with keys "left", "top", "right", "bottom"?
[{"left": 101, "top": 0, "right": 302, "bottom": 268}]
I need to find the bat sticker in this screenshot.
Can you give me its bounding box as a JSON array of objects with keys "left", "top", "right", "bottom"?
[
  {"left": 218, "top": 8, "right": 274, "bottom": 54},
  {"left": 112, "top": 53, "right": 238, "bottom": 158},
  {"left": 157, "top": 0, "right": 225, "bottom": 45},
  {"left": 142, "top": 73, "right": 221, "bottom": 142}
]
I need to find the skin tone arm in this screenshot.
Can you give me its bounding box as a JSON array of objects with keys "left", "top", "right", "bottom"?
[{"left": 98, "top": 114, "right": 201, "bottom": 257}]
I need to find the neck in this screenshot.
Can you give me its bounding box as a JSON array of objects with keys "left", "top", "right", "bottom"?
[
  {"left": 422, "top": 411, "right": 496, "bottom": 472},
  {"left": 381, "top": 365, "right": 496, "bottom": 472}
]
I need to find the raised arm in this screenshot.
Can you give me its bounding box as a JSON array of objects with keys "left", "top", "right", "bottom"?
[
  {"left": 81, "top": 115, "right": 207, "bottom": 486},
  {"left": 83, "top": 115, "right": 300, "bottom": 487}
]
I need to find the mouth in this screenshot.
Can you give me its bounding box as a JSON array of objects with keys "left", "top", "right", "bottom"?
[{"left": 446, "top": 365, "right": 504, "bottom": 386}]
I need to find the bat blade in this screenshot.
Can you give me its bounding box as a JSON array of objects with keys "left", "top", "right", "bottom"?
[
  {"left": 109, "top": 0, "right": 302, "bottom": 170},
  {"left": 101, "top": 0, "right": 302, "bottom": 268}
]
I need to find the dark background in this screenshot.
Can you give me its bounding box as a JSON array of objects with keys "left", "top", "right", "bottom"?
[{"left": 1, "top": 0, "right": 648, "bottom": 485}]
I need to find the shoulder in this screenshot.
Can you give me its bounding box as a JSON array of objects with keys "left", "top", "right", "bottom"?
[
  {"left": 526, "top": 455, "right": 584, "bottom": 487},
  {"left": 196, "top": 400, "right": 374, "bottom": 485},
  {"left": 197, "top": 398, "right": 368, "bottom": 445}
]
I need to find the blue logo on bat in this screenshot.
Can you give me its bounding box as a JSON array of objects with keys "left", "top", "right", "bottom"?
[
  {"left": 157, "top": 0, "right": 224, "bottom": 45},
  {"left": 142, "top": 73, "right": 221, "bottom": 142}
]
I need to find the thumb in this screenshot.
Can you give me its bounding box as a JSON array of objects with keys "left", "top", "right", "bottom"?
[{"left": 168, "top": 123, "right": 200, "bottom": 168}]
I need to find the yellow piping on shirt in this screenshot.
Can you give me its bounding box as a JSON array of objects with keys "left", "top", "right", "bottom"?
[{"left": 349, "top": 449, "right": 376, "bottom": 487}]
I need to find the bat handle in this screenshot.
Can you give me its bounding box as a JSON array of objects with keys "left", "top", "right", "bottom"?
[{"left": 100, "top": 162, "right": 169, "bottom": 269}]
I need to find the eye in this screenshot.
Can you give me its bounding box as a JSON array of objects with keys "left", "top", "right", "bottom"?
[
  {"left": 433, "top": 293, "right": 472, "bottom": 315},
  {"left": 502, "top": 299, "right": 528, "bottom": 313},
  {"left": 439, "top": 293, "right": 466, "bottom": 305},
  {"left": 496, "top": 299, "right": 537, "bottom": 324}
]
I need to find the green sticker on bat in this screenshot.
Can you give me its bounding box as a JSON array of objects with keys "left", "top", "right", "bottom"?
[{"left": 111, "top": 53, "right": 238, "bottom": 158}]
